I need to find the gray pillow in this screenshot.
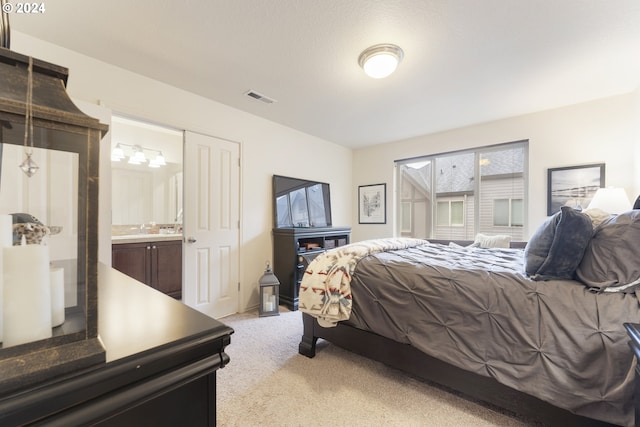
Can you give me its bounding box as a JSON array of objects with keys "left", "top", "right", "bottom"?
[
  {"left": 524, "top": 206, "right": 593, "bottom": 280},
  {"left": 576, "top": 210, "right": 640, "bottom": 292}
]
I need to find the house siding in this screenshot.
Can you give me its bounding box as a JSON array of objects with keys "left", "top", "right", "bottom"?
[{"left": 478, "top": 176, "right": 525, "bottom": 240}]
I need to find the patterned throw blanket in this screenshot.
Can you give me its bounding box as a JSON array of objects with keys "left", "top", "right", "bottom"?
[{"left": 299, "top": 238, "right": 428, "bottom": 327}]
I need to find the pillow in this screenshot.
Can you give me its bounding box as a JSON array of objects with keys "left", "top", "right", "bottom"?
[
  {"left": 582, "top": 208, "right": 612, "bottom": 228},
  {"left": 472, "top": 233, "right": 512, "bottom": 248},
  {"left": 524, "top": 206, "right": 593, "bottom": 280},
  {"left": 576, "top": 210, "right": 640, "bottom": 292}
]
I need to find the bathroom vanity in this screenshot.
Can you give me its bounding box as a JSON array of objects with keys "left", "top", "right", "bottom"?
[{"left": 112, "top": 234, "right": 183, "bottom": 299}]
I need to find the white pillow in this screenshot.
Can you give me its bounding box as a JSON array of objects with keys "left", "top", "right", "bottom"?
[
  {"left": 472, "top": 233, "right": 512, "bottom": 249},
  {"left": 582, "top": 208, "right": 612, "bottom": 228}
]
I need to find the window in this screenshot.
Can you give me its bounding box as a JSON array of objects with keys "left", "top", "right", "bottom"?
[
  {"left": 494, "top": 199, "right": 510, "bottom": 226},
  {"left": 494, "top": 198, "right": 523, "bottom": 227},
  {"left": 400, "top": 201, "right": 412, "bottom": 232},
  {"left": 436, "top": 202, "right": 449, "bottom": 226},
  {"left": 396, "top": 140, "right": 527, "bottom": 240},
  {"left": 451, "top": 201, "right": 464, "bottom": 225},
  {"left": 437, "top": 200, "right": 464, "bottom": 226},
  {"left": 511, "top": 199, "right": 524, "bottom": 226}
]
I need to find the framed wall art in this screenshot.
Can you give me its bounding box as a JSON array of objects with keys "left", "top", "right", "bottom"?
[
  {"left": 547, "top": 163, "right": 605, "bottom": 215},
  {"left": 358, "top": 183, "right": 386, "bottom": 224}
]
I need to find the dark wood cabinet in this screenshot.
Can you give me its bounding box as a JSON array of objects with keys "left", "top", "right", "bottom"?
[
  {"left": 273, "top": 227, "right": 351, "bottom": 310},
  {"left": 112, "top": 239, "right": 182, "bottom": 299},
  {"left": 152, "top": 240, "right": 183, "bottom": 298},
  {"left": 0, "top": 264, "right": 233, "bottom": 427},
  {"left": 112, "top": 241, "right": 149, "bottom": 283}
]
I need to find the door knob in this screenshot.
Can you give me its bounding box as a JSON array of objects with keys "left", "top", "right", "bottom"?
[{"left": 186, "top": 236, "right": 197, "bottom": 243}]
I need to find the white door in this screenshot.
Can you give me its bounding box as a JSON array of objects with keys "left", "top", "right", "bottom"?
[{"left": 183, "top": 131, "right": 240, "bottom": 318}]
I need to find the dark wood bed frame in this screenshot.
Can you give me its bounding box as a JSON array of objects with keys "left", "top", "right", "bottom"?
[{"left": 298, "top": 240, "right": 636, "bottom": 427}]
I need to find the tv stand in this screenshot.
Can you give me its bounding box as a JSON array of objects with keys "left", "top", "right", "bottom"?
[{"left": 273, "top": 227, "right": 351, "bottom": 310}]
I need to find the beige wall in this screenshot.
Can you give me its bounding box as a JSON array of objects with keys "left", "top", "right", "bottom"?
[
  {"left": 12, "top": 31, "right": 353, "bottom": 313},
  {"left": 353, "top": 93, "right": 638, "bottom": 242},
  {"left": 634, "top": 89, "right": 640, "bottom": 194}
]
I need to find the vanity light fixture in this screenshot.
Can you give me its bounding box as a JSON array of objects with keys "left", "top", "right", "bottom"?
[
  {"left": 151, "top": 151, "right": 166, "bottom": 166},
  {"left": 112, "top": 143, "right": 167, "bottom": 167},
  {"left": 127, "top": 155, "right": 142, "bottom": 165},
  {"left": 358, "top": 43, "right": 404, "bottom": 79},
  {"left": 111, "top": 144, "right": 125, "bottom": 161},
  {"left": 132, "top": 145, "right": 147, "bottom": 164}
]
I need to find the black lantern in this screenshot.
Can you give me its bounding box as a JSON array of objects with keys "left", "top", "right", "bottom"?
[
  {"left": 259, "top": 262, "right": 280, "bottom": 317},
  {"left": 0, "top": 47, "right": 107, "bottom": 395}
]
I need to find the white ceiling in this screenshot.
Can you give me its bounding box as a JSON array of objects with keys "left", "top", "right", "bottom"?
[{"left": 10, "top": 0, "right": 640, "bottom": 149}]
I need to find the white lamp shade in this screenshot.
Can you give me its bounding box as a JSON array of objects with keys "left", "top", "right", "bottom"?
[
  {"left": 587, "top": 187, "right": 632, "bottom": 214},
  {"left": 133, "top": 150, "right": 147, "bottom": 163},
  {"left": 154, "top": 152, "right": 166, "bottom": 166},
  {"left": 127, "top": 156, "right": 142, "bottom": 165},
  {"left": 111, "top": 145, "right": 125, "bottom": 161}
]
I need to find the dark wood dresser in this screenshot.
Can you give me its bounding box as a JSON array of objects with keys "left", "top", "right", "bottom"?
[
  {"left": 273, "top": 226, "right": 351, "bottom": 310},
  {"left": 0, "top": 264, "right": 233, "bottom": 426}
]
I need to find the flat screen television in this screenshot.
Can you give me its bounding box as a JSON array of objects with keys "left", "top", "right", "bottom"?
[{"left": 273, "top": 175, "right": 332, "bottom": 228}]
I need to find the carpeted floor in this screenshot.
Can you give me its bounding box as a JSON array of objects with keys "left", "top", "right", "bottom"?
[{"left": 216, "top": 309, "right": 539, "bottom": 427}]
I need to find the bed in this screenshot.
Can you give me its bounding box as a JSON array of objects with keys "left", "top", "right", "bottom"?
[{"left": 298, "top": 207, "right": 640, "bottom": 426}]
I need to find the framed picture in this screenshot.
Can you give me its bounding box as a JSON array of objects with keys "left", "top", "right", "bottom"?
[
  {"left": 547, "top": 163, "right": 605, "bottom": 215},
  {"left": 359, "top": 183, "right": 386, "bottom": 224}
]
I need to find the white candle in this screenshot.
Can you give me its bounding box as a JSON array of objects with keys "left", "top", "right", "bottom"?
[
  {"left": 2, "top": 242, "right": 52, "bottom": 348},
  {"left": 265, "top": 301, "right": 274, "bottom": 312},
  {"left": 50, "top": 267, "right": 65, "bottom": 327},
  {"left": 0, "top": 213, "right": 12, "bottom": 344}
]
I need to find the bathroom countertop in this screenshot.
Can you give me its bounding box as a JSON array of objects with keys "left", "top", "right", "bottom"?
[{"left": 111, "top": 234, "right": 183, "bottom": 244}]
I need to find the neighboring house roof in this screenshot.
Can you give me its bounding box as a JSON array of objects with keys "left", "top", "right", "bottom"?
[
  {"left": 480, "top": 149, "right": 525, "bottom": 176},
  {"left": 436, "top": 153, "right": 475, "bottom": 193},
  {"left": 403, "top": 166, "right": 432, "bottom": 197},
  {"left": 403, "top": 146, "right": 525, "bottom": 195}
]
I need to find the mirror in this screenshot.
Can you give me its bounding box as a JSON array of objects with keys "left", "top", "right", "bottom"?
[{"left": 110, "top": 116, "right": 183, "bottom": 229}]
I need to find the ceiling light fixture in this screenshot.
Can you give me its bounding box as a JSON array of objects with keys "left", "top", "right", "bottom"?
[{"left": 358, "top": 44, "right": 404, "bottom": 79}]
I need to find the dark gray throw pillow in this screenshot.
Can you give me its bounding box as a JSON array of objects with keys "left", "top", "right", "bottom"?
[
  {"left": 576, "top": 210, "right": 640, "bottom": 292},
  {"left": 524, "top": 206, "right": 593, "bottom": 280}
]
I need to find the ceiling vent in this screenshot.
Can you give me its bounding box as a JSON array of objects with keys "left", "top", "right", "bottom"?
[{"left": 245, "top": 90, "right": 277, "bottom": 104}]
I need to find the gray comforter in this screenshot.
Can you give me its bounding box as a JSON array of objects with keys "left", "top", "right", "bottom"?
[{"left": 344, "top": 242, "right": 640, "bottom": 426}]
